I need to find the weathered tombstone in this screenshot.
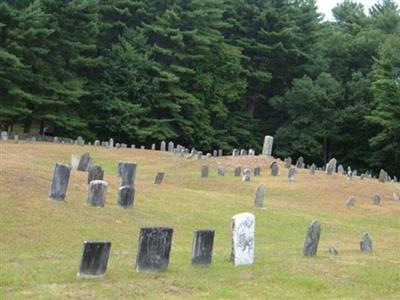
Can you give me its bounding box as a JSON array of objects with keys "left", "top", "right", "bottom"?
[
  {"left": 53, "top": 136, "right": 58, "bottom": 143},
  {"left": 13, "top": 135, "right": 18, "bottom": 143},
  {"left": 288, "top": 167, "right": 297, "bottom": 181},
  {"left": 117, "top": 161, "right": 137, "bottom": 186},
  {"left": 154, "top": 172, "right": 165, "bottom": 184},
  {"left": 248, "top": 149, "right": 255, "bottom": 156},
  {"left": 94, "top": 140, "right": 100, "bottom": 147},
  {"left": 77, "top": 152, "right": 92, "bottom": 172},
  {"left": 393, "top": 192, "right": 400, "bottom": 202},
  {"left": 230, "top": 212, "right": 255, "bottom": 266},
  {"left": 378, "top": 169, "right": 387, "bottom": 183},
  {"left": 346, "top": 196, "right": 356, "bottom": 207},
  {"left": 240, "top": 149, "right": 246, "bottom": 156},
  {"left": 131, "top": 144, "right": 135, "bottom": 149},
  {"left": 49, "top": 163, "right": 72, "bottom": 201},
  {"left": 326, "top": 158, "right": 337, "bottom": 175},
  {"left": 140, "top": 145, "right": 145, "bottom": 150},
  {"left": 254, "top": 185, "right": 265, "bottom": 208},
  {"left": 337, "top": 164, "right": 344, "bottom": 174},
  {"left": 310, "top": 163, "right": 316, "bottom": 175},
  {"left": 201, "top": 165, "right": 209, "bottom": 178},
  {"left": 232, "top": 149, "right": 238, "bottom": 156},
  {"left": 213, "top": 150, "right": 217, "bottom": 157},
  {"left": 71, "top": 155, "right": 80, "bottom": 170},
  {"left": 353, "top": 170, "right": 358, "bottom": 176},
  {"left": 296, "top": 157, "right": 304, "bottom": 168},
  {"left": 303, "top": 220, "right": 321, "bottom": 257},
  {"left": 76, "top": 136, "right": 85, "bottom": 145},
  {"left": 206, "top": 153, "right": 211, "bottom": 158},
  {"left": 121, "top": 143, "right": 127, "bottom": 148},
  {"left": 77, "top": 241, "right": 111, "bottom": 278},
  {"left": 347, "top": 170, "right": 353, "bottom": 180},
  {"left": 234, "top": 166, "right": 241, "bottom": 177},
  {"left": 328, "top": 245, "right": 338, "bottom": 256},
  {"left": 254, "top": 166, "right": 261, "bottom": 176},
  {"left": 88, "top": 165, "right": 104, "bottom": 184},
  {"left": 87, "top": 180, "right": 108, "bottom": 207},
  {"left": 117, "top": 185, "right": 135, "bottom": 208},
  {"left": 217, "top": 165, "right": 225, "bottom": 176},
  {"left": 160, "top": 140, "right": 166, "bottom": 151},
  {"left": 242, "top": 168, "right": 251, "bottom": 182},
  {"left": 271, "top": 162, "right": 279, "bottom": 176},
  {"left": 284, "top": 157, "right": 292, "bottom": 168},
  {"left": 197, "top": 151, "right": 203, "bottom": 159},
  {"left": 1, "top": 131, "right": 8, "bottom": 141},
  {"left": 191, "top": 230, "right": 215, "bottom": 266},
  {"left": 372, "top": 194, "right": 381, "bottom": 205},
  {"left": 262, "top": 135, "right": 274, "bottom": 156},
  {"left": 218, "top": 149, "right": 223, "bottom": 157},
  {"left": 168, "top": 141, "right": 174, "bottom": 152},
  {"left": 360, "top": 232, "right": 373, "bottom": 252},
  {"left": 109, "top": 138, "right": 114, "bottom": 148},
  {"left": 151, "top": 143, "right": 155, "bottom": 150},
  {"left": 135, "top": 227, "right": 173, "bottom": 272}
]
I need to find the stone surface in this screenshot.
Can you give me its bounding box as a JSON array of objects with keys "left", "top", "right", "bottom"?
[
  {"left": 242, "top": 168, "right": 251, "bottom": 182},
  {"left": 337, "top": 165, "right": 344, "bottom": 174},
  {"left": 201, "top": 165, "right": 209, "bottom": 178},
  {"left": 213, "top": 150, "right": 217, "bottom": 157},
  {"left": 234, "top": 166, "right": 241, "bottom": 177},
  {"left": 117, "top": 161, "right": 137, "bottom": 186},
  {"left": 284, "top": 157, "right": 292, "bottom": 168},
  {"left": 254, "top": 185, "right": 265, "bottom": 208},
  {"left": 151, "top": 143, "right": 155, "bottom": 150},
  {"left": 360, "top": 232, "right": 373, "bottom": 252},
  {"left": 378, "top": 169, "right": 387, "bottom": 183},
  {"left": 372, "top": 194, "right": 381, "bottom": 205},
  {"left": 191, "top": 230, "right": 215, "bottom": 266},
  {"left": 87, "top": 180, "right": 108, "bottom": 207},
  {"left": 88, "top": 166, "right": 104, "bottom": 184},
  {"left": 218, "top": 149, "right": 223, "bottom": 157},
  {"left": 49, "top": 163, "right": 72, "bottom": 201},
  {"left": 77, "top": 152, "right": 92, "bottom": 172},
  {"left": 253, "top": 166, "right": 261, "bottom": 176},
  {"left": 271, "top": 162, "right": 279, "bottom": 176},
  {"left": 1, "top": 131, "right": 8, "bottom": 141},
  {"left": 394, "top": 192, "right": 400, "bottom": 202},
  {"left": 70, "top": 154, "right": 80, "bottom": 170},
  {"left": 230, "top": 212, "right": 255, "bottom": 266},
  {"left": 217, "top": 165, "right": 225, "bottom": 176},
  {"left": 160, "top": 141, "right": 166, "bottom": 151},
  {"left": 296, "top": 157, "right": 304, "bottom": 168},
  {"left": 346, "top": 196, "right": 356, "bottom": 207},
  {"left": 168, "top": 141, "right": 174, "bottom": 152},
  {"left": 154, "top": 172, "right": 165, "bottom": 184},
  {"left": 76, "top": 136, "right": 85, "bottom": 145},
  {"left": 262, "top": 135, "right": 274, "bottom": 156},
  {"left": 328, "top": 245, "right": 338, "bottom": 256},
  {"left": 288, "top": 167, "right": 297, "bottom": 181},
  {"left": 303, "top": 220, "right": 321, "bottom": 257},
  {"left": 77, "top": 241, "right": 111, "bottom": 278},
  {"left": 117, "top": 185, "right": 135, "bottom": 208},
  {"left": 326, "top": 158, "right": 337, "bottom": 175},
  {"left": 136, "top": 227, "right": 173, "bottom": 272},
  {"left": 310, "top": 163, "right": 316, "bottom": 175},
  {"left": 109, "top": 138, "right": 114, "bottom": 148}
]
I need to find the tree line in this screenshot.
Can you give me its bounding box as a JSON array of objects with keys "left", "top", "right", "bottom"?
[{"left": 0, "top": 0, "right": 399, "bottom": 176}]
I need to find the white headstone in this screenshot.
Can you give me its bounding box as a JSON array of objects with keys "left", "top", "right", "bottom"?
[
  {"left": 262, "top": 135, "right": 273, "bottom": 156},
  {"left": 230, "top": 212, "right": 255, "bottom": 266}
]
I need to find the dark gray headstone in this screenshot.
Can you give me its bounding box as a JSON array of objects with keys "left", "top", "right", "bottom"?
[
  {"left": 77, "top": 241, "right": 111, "bottom": 278},
  {"left": 254, "top": 185, "right": 265, "bottom": 208},
  {"left": 217, "top": 165, "right": 225, "bottom": 176},
  {"left": 303, "top": 220, "right": 321, "bottom": 257},
  {"left": 288, "top": 167, "right": 297, "bottom": 181},
  {"left": 201, "top": 165, "right": 209, "bottom": 178},
  {"left": 254, "top": 166, "right": 261, "bottom": 176},
  {"left": 88, "top": 166, "right": 104, "bottom": 184},
  {"left": 191, "top": 230, "right": 214, "bottom": 266},
  {"left": 284, "top": 157, "right": 292, "bottom": 168},
  {"left": 87, "top": 180, "right": 108, "bottom": 207},
  {"left": 49, "top": 163, "right": 72, "bottom": 201},
  {"left": 346, "top": 196, "right": 356, "bottom": 207},
  {"left": 135, "top": 227, "right": 173, "bottom": 272},
  {"left": 360, "top": 232, "right": 373, "bottom": 252},
  {"left": 271, "top": 162, "right": 279, "bottom": 176},
  {"left": 117, "top": 185, "right": 135, "bottom": 208},
  {"left": 328, "top": 245, "right": 338, "bottom": 256},
  {"left": 77, "top": 152, "right": 92, "bottom": 172},
  {"left": 154, "top": 172, "right": 165, "bottom": 184},
  {"left": 117, "top": 161, "right": 137, "bottom": 186},
  {"left": 372, "top": 194, "right": 381, "bottom": 205},
  {"left": 296, "top": 157, "right": 304, "bottom": 168},
  {"left": 234, "top": 166, "right": 241, "bottom": 177}
]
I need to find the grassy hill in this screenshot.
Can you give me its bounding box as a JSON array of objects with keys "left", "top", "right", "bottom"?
[{"left": 1, "top": 142, "right": 399, "bottom": 299}]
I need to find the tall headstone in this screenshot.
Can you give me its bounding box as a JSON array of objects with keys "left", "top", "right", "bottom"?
[
  {"left": 372, "top": 194, "right": 381, "bottom": 205},
  {"left": 201, "top": 165, "right": 209, "bottom": 178},
  {"left": 234, "top": 166, "right": 241, "bottom": 177},
  {"left": 360, "top": 232, "right": 373, "bottom": 252},
  {"left": 117, "top": 161, "right": 137, "bottom": 186},
  {"left": 77, "top": 152, "right": 92, "bottom": 172},
  {"left": 168, "top": 141, "right": 174, "bottom": 152},
  {"left": 242, "top": 168, "right": 251, "bottom": 182},
  {"left": 262, "top": 135, "right": 274, "bottom": 156},
  {"left": 326, "top": 158, "right": 337, "bottom": 175},
  {"left": 154, "top": 172, "right": 165, "bottom": 184},
  {"left": 213, "top": 150, "right": 217, "bottom": 157},
  {"left": 87, "top": 180, "right": 108, "bottom": 207},
  {"left": 254, "top": 185, "right": 265, "bottom": 208},
  {"left": 49, "top": 163, "right": 72, "bottom": 201},
  {"left": 288, "top": 167, "right": 297, "bottom": 181},
  {"left": 88, "top": 165, "right": 104, "bottom": 184},
  {"left": 303, "top": 220, "right": 321, "bottom": 257},
  {"left": 230, "top": 213, "right": 255, "bottom": 266},
  {"left": 346, "top": 196, "right": 356, "bottom": 207},
  {"left": 296, "top": 157, "right": 304, "bottom": 168},
  {"left": 160, "top": 140, "right": 166, "bottom": 151},
  {"left": 271, "top": 162, "right": 279, "bottom": 176},
  {"left": 135, "top": 227, "right": 173, "bottom": 272},
  {"left": 76, "top": 136, "right": 85, "bottom": 145},
  {"left": 77, "top": 241, "right": 111, "bottom": 278},
  {"left": 284, "top": 157, "right": 292, "bottom": 168},
  {"left": 191, "top": 230, "right": 215, "bottom": 266},
  {"left": 117, "top": 185, "right": 135, "bottom": 208}
]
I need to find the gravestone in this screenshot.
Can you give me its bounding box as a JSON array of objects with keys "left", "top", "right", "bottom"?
[
  {"left": 135, "top": 227, "right": 173, "bottom": 272},
  {"left": 310, "top": 163, "right": 316, "bottom": 175},
  {"left": 116, "top": 143, "right": 121, "bottom": 148},
  {"left": 232, "top": 149, "right": 238, "bottom": 156},
  {"left": 262, "top": 135, "right": 274, "bottom": 156},
  {"left": 88, "top": 166, "right": 104, "bottom": 184},
  {"left": 326, "top": 158, "right": 337, "bottom": 175},
  {"left": 234, "top": 166, "right": 241, "bottom": 177},
  {"left": 121, "top": 143, "right": 127, "bottom": 148},
  {"left": 191, "top": 230, "right": 215, "bottom": 266},
  {"left": 160, "top": 141, "right": 166, "bottom": 151},
  {"left": 242, "top": 168, "right": 251, "bottom": 182},
  {"left": 378, "top": 169, "right": 387, "bottom": 183},
  {"left": 328, "top": 245, "right": 338, "bottom": 256},
  {"left": 49, "top": 163, "right": 72, "bottom": 201},
  {"left": 94, "top": 140, "right": 100, "bottom": 147},
  {"left": 360, "top": 232, "right": 373, "bottom": 252},
  {"left": 109, "top": 138, "right": 114, "bottom": 148},
  {"left": 217, "top": 165, "right": 225, "bottom": 176},
  {"left": 168, "top": 141, "right": 174, "bottom": 152},
  {"left": 271, "top": 162, "right": 279, "bottom": 176},
  {"left": 76, "top": 136, "right": 85, "bottom": 145},
  {"left": 218, "top": 149, "right": 223, "bottom": 157},
  {"left": 77, "top": 152, "right": 92, "bottom": 172},
  {"left": 254, "top": 166, "right": 261, "bottom": 176},
  {"left": 140, "top": 145, "right": 145, "bottom": 150},
  {"left": 201, "top": 165, "right": 209, "bottom": 178},
  {"left": 296, "top": 157, "right": 304, "bottom": 168},
  {"left": 393, "top": 192, "right": 400, "bottom": 202},
  {"left": 71, "top": 155, "right": 80, "bottom": 170},
  {"left": 353, "top": 170, "right": 358, "bottom": 176},
  {"left": 240, "top": 149, "right": 246, "bottom": 156},
  {"left": 337, "top": 165, "right": 344, "bottom": 174},
  {"left": 1, "top": 131, "right": 8, "bottom": 141},
  {"left": 347, "top": 169, "right": 353, "bottom": 180},
  {"left": 54, "top": 136, "right": 59, "bottom": 143},
  {"left": 117, "top": 161, "right": 137, "bottom": 186},
  {"left": 77, "top": 241, "right": 111, "bottom": 278},
  {"left": 372, "top": 194, "right": 381, "bottom": 205},
  {"left": 230, "top": 212, "right": 255, "bottom": 266},
  {"left": 284, "top": 157, "right": 292, "bottom": 168},
  {"left": 131, "top": 144, "right": 135, "bottom": 149},
  {"left": 87, "top": 180, "right": 108, "bottom": 207},
  {"left": 197, "top": 151, "right": 203, "bottom": 159},
  {"left": 117, "top": 185, "right": 135, "bottom": 208},
  {"left": 248, "top": 149, "right": 255, "bottom": 156},
  {"left": 154, "top": 172, "right": 165, "bottom": 184},
  {"left": 254, "top": 185, "right": 265, "bottom": 208},
  {"left": 288, "top": 167, "right": 297, "bottom": 181},
  {"left": 151, "top": 144, "right": 155, "bottom": 150},
  {"left": 346, "top": 196, "right": 356, "bottom": 207},
  {"left": 14, "top": 135, "right": 18, "bottom": 143},
  {"left": 303, "top": 220, "right": 321, "bottom": 257},
  {"left": 213, "top": 150, "right": 217, "bottom": 157}
]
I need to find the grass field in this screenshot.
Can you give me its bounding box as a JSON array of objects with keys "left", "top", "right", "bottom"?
[{"left": 1, "top": 142, "right": 399, "bottom": 299}]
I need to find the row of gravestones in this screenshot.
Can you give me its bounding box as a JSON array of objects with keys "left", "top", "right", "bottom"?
[{"left": 346, "top": 193, "right": 400, "bottom": 206}]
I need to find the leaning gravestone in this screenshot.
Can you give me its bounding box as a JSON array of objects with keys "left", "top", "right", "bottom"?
[
  {"left": 271, "top": 162, "right": 279, "bottom": 176},
  {"left": 154, "top": 172, "right": 165, "bottom": 184},
  {"left": 296, "top": 157, "right": 304, "bottom": 168},
  {"left": 234, "top": 166, "right": 241, "bottom": 177},
  {"left": 242, "top": 168, "right": 251, "bottom": 182},
  {"left": 372, "top": 194, "right": 381, "bottom": 205},
  {"left": 49, "top": 163, "right": 72, "bottom": 201},
  {"left": 1, "top": 131, "right": 8, "bottom": 141},
  {"left": 88, "top": 166, "right": 104, "bottom": 184},
  {"left": 117, "top": 185, "right": 135, "bottom": 208},
  {"left": 201, "top": 165, "right": 209, "bottom": 178},
  {"left": 77, "top": 241, "right": 111, "bottom": 278},
  {"left": 262, "top": 135, "right": 274, "bottom": 156},
  {"left": 87, "top": 180, "right": 108, "bottom": 207},
  {"left": 136, "top": 227, "right": 173, "bottom": 272},
  {"left": 288, "top": 167, "right": 297, "bottom": 181},
  {"left": 191, "top": 230, "right": 215, "bottom": 266},
  {"left": 360, "top": 232, "right": 373, "bottom": 252},
  {"left": 378, "top": 169, "right": 387, "bottom": 183},
  {"left": 326, "top": 158, "right": 337, "bottom": 175},
  {"left": 303, "top": 220, "right": 321, "bottom": 257},
  {"left": 230, "top": 212, "right": 255, "bottom": 266},
  {"left": 346, "top": 196, "right": 356, "bottom": 207},
  {"left": 254, "top": 185, "right": 265, "bottom": 208},
  {"left": 310, "top": 163, "right": 316, "bottom": 175},
  {"left": 284, "top": 157, "right": 292, "bottom": 168},
  {"left": 77, "top": 152, "right": 92, "bottom": 172},
  {"left": 254, "top": 166, "right": 261, "bottom": 176},
  {"left": 117, "top": 161, "right": 137, "bottom": 187}
]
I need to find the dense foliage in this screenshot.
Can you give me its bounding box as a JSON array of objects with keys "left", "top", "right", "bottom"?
[{"left": 1, "top": 0, "right": 399, "bottom": 176}]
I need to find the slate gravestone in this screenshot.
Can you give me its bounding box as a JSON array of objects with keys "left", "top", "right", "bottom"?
[
  {"left": 337, "top": 165, "right": 344, "bottom": 174},
  {"left": 191, "top": 230, "right": 215, "bottom": 266},
  {"left": 168, "top": 141, "right": 174, "bottom": 152},
  {"left": 154, "top": 172, "right": 165, "bottom": 184},
  {"left": 360, "top": 232, "right": 373, "bottom": 252},
  {"left": 326, "top": 158, "right": 337, "bottom": 175},
  {"left": 77, "top": 241, "right": 111, "bottom": 278},
  {"left": 88, "top": 166, "right": 104, "bottom": 184},
  {"left": 49, "top": 163, "right": 72, "bottom": 201},
  {"left": 262, "top": 135, "right": 274, "bottom": 156},
  {"left": 372, "top": 194, "right": 381, "bottom": 205},
  {"left": 271, "top": 162, "right": 279, "bottom": 176},
  {"left": 1, "top": 131, "right": 8, "bottom": 141},
  {"left": 231, "top": 212, "right": 255, "bottom": 266},
  {"left": 303, "top": 220, "right": 321, "bottom": 257},
  {"left": 71, "top": 155, "right": 80, "bottom": 170},
  {"left": 328, "top": 245, "right": 338, "bottom": 256},
  {"left": 217, "top": 165, "right": 225, "bottom": 176},
  {"left": 378, "top": 169, "right": 387, "bottom": 183},
  {"left": 284, "top": 157, "right": 292, "bottom": 168},
  {"left": 234, "top": 166, "right": 241, "bottom": 177},
  {"left": 296, "top": 157, "right": 304, "bottom": 168},
  {"left": 288, "top": 167, "right": 297, "bottom": 181},
  {"left": 87, "top": 180, "right": 108, "bottom": 207},
  {"left": 346, "top": 196, "right": 356, "bottom": 207},
  {"left": 117, "top": 161, "right": 137, "bottom": 187},
  {"left": 242, "top": 168, "right": 251, "bottom": 182},
  {"left": 310, "top": 163, "right": 316, "bottom": 175},
  {"left": 201, "top": 165, "right": 209, "bottom": 178},
  {"left": 394, "top": 192, "right": 400, "bottom": 203},
  {"left": 254, "top": 185, "right": 265, "bottom": 208},
  {"left": 160, "top": 141, "right": 166, "bottom": 151},
  {"left": 77, "top": 152, "right": 92, "bottom": 171},
  {"left": 117, "top": 185, "right": 135, "bottom": 208},
  {"left": 254, "top": 166, "right": 261, "bottom": 176},
  {"left": 136, "top": 227, "right": 173, "bottom": 272}
]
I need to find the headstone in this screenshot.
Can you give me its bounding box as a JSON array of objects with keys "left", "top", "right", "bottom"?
[
  {"left": 115, "top": 142, "right": 121, "bottom": 148},
  {"left": 254, "top": 185, "right": 265, "bottom": 208},
  {"left": 328, "top": 245, "right": 338, "bottom": 256},
  {"left": 360, "top": 232, "right": 373, "bottom": 252},
  {"left": 240, "top": 149, "right": 246, "bottom": 156},
  {"left": 76, "top": 136, "right": 85, "bottom": 145},
  {"left": 88, "top": 165, "right": 104, "bottom": 184},
  {"left": 213, "top": 150, "right": 217, "bottom": 157},
  {"left": 77, "top": 241, "right": 111, "bottom": 278},
  {"left": 242, "top": 168, "right": 251, "bottom": 182},
  {"left": 232, "top": 149, "right": 237, "bottom": 156},
  {"left": 310, "top": 163, "right": 316, "bottom": 175},
  {"left": 154, "top": 172, "right": 165, "bottom": 184},
  {"left": 254, "top": 166, "right": 261, "bottom": 176},
  {"left": 77, "top": 152, "right": 92, "bottom": 172},
  {"left": 262, "top": 135, "right": 274, "bottom": 156},
  {"left": 121, "top": 143, "right": 127, "bottom": 148},
  {"left": 303, "top": 220, "right": 321, "bottom": 257},
  {"left": 94, "top": 140, "right": 100, "bottom": 147},
  {"left": 372, "top": 194, "right": 381, "bottom": 205},
  {"left": 392, "top": 192, "right": 400, "bottom": 202},
  {"left": 288, "top": 167, "right": 297, "bottom": 181},
  {"left": 71, "top": 154, "right": 80, "bottom": 170},
  {"left": 1, "top": 131, "right": 8, "bottom": 141},
  {"left": 234, "top": 166, "right": 241, "bottom": 177},
  {"left": 135, "top": 227, "right": 173, "bottom": 272},
  {"left": 217, "top": 165, "right": 225, "bottom": 176},
  {"left": 248, "top": 149, "right": 255, "bottom": 156},
  {"left": 151, "top": 143, "right": 155, "bottom": 150},
  {"left": 346, "top": 196, "right": 356, "bottom": 207},
  {"left": 140, "top": 145, "right": 145, "bottom": 150},
  {"left": 347, "top": 170, "right": 353, "bottom": 180},
  {"left": 160, "top": 140, "right": 166, "bottom": 151},
  {"left": 284, "top": 157, "right": 292, "bottom": 168},
  {"left": 197, "top": 151, "right": 203, "bottom": 159},
  {"left": 191, "top": 230, "right": 215, "bottom": 266},
  {"left": 353, "top": 170, "right": 358, "bottom": 176},
  {"left": 49, "top": 163, "right": 72, "bottom": 201},
  {"left": 117, "top": 185, "right": 135, "bottom": 208},
  {"left": 378, "top": 169, "right": 387, "bottom": 183},
  {"left": 109, "top": 138, "right": 114, "bottom": 148},
  {"left": 326, "top": 158, "right": 337, "bottom": 175},
  {"left": 337, "top": 165, "right": 344, "bottom": 174},
  {"left": 131, "top": 144, "right": 135, "bottom": 149},
  {"left": 13, "top": 135, "right": 18, "bottom": 143},
  {"left": 168, "top": 141, "right": 174, "bottom": 152},
  {"left": 271, "top": 162, "right": 279, "bottom": 176},
  {"left": 218, "top": 149, "right": 223, "bottom": 157},
  {"left": 201, "top": 165, "right": 209, "bottom": 178},
  {"left": 206, "top": 153, "right": 211, "bottom": 158},
  {"left": 117, "top": 161, "right": 137, "bottom": 186},
  {"left": 230, "top": 212, "right": 255, "bottom": 266},
  {"left": 53, "top": 136, "right": 58, "bottom": 143},
  {"left": 87, "top": 180, "right": 108, "bottom": 207},
  {"left": 296, "top": 157, "right": 304, "bottom": 168}
]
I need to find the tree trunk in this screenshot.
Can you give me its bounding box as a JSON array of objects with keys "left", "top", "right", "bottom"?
[
  {"left": 39, "top": 121, "right": 44, "bottom": 135},
  {"left": 23, "top": 119, "right": 32, "bottom": 134}
]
